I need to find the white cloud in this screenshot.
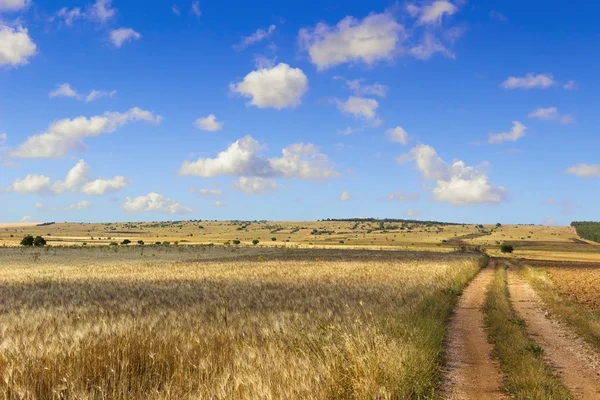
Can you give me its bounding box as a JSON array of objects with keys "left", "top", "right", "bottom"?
[
  {"left": 179, "top": 136, "right": 340, "bottom": 180},
  {"left": 417, "top": 1, "right": 457, "bottom": 25},
  {"left": 0, "top": 0, "right": 29, "bottom": 11},
  {"left": 0, "top": 133, "right": 6, "bottom": 145},
  {"left": 404, "top": 209, "right": 420, "bottom": 217},
  {"left": 336, "top": 96, "right": 378, "bottom": 119},
  {"left": 39, "top": 200, "right": 92, "bottom": 212},
  {"left": 231, "top": 176, "right": 280, "bottom": 195},
  {"left": 298, "top": 12, "right": 404, "bottom": 69},
  {"left": 235, "top": 24, "right": 276, "bottom": 50},
  {"left": 501, "top": 73, "right": 575, "bottom": 90},
  {"left": 230, "top": 63, "right": 308, "bottom": 109},
  {"left": 172, "top": 5, "right": 180, "bottom": 15},
  {"left": 20, "top": 215, "right": 33, "bottom": 222},
  {"left": 345, "top": 78, "right": 388, "bottom": 97},
  {"left": 122, "top": 192, "right": 191, "bottom": 215},
  {"left": 214, "top": 200, "right": 224, "bottom": 207},
  {"left": 109, "top": 28, "right": 141, "bottom": 48},
  {"left": 49, "top": 83, "right": 79, "bottom": 99},
  {"left": 387, "top": 126, "right": 408, "bottom": 145},
  {"left": 542, "top": 217, "right": 557, "bottom": 226},
  {"left": 386, "top": 191, "right": 419, "bottom": 202},
  {"left": 189, "top": 187, "right": 222, "bottom": 197},
  {"left": 488, "top": 121, "right": 527, "bottom": 144},
  {"left": 409, "top": 32, "right": 455, "bottom": 60},
  {"left": 194, "top": 114, "right": 223, "bottom": 131},
  {"left": 339, "top": 191, "right": 351, "bottom": 201},
  {"left": 0, "top": 25, "right": 36, "bottom": 67},
  {"left": 528, "top": 107, "right": 573, "bottom": 125},
  {"left": 10, "top": 107, "right": 162, "bottom": 159},
  {"left": 81, "top": 176, "right": 128, "bottom": 195},
  {"left": 190, "top": 1, "right": 201, "bottom": 17},
  {"left": 88, "top": 0, "right": 116, "bottom": 22},
  {"left": 49, "top": 84, "right": 116, "bottom": 102},
  {"left": 398, "top": 144, "right": 508, "bottom": 206},
  {"left": 56, "top": 7, "right": 84, "bottom": 25},
  {"left": 565, "top": 164, "right": 600, "bottom": 178},
  {"left": 6, "top": 159, "right": 130, "bottom": 196},
  {"left": 85, "top": 89, "right": 117, "bottom": 102}
]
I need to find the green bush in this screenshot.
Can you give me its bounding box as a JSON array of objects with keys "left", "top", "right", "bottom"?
[
  {"left": 137, "top": 240, "right": 144, "bottom": 245},
  {"left": 155, "top": 241, "right": 161, "bottom": 245},
  {"left": 109, "top": 242, "right": 118, "bottom": 246},
  {"left": 162, "top": 241, "right": 170, "bottom": 246},
  {"left": 271, "top": 237, "right": 277, "bottom": 241},
  {"left": 33, "top": 236, "right": 46, "bottom": 246},
  {"left": 121, "top": 239, "right": 131, "bottom": 245},
  {"left": 500, "top": 243, "right": 514, "bottom": 253},
  {"left": 20, "top": 235, "right": 34, "bottom": 246},
  {"left": 232, "top": 240, "right": 241, "bottom": 245},
  {"left": 252, "top": 239, "right": 259, "bottom": 245}
]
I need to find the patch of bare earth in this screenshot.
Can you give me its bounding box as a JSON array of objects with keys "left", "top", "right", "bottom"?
[
  {"left": 445, "top": 262, "right": 504, "bottom": 399},
  {"left": 507, "top": 269, "right": 600, "bottom": 399}
]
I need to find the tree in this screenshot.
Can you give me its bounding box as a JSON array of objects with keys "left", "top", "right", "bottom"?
[
  {"left": 496, "top": 223, "right": 502, "bottom": 228},
  {"left": 500, "top": 243, "right": 514, "bottom": 253},
  {"left": 271, "top": 237, "right": 277, "bottom": 241},
  {"left": 137, "top": 240, "right": 144, "bottom": 245},
  {"left": 121, "top": 239, "right": 131, "bottom": 245},
  {"left": 232, "top": 240, "right": 241, "bottom": 245},
  {"left": 252, "top": 239, "right": 259, "bottom": 245},
  {"left": 33, "top": 236, "right": 46, "bottom": 246},
  {"left": 20, "top": 235, "right": 34, "bottom": 246}
]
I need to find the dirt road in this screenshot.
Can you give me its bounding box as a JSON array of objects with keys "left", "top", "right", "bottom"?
[
  {"left": 444, "top": 262, "right": 504, "bottom": 399},
  {"left": 507, "top": 269, "right": 600, "bottom": 399}
]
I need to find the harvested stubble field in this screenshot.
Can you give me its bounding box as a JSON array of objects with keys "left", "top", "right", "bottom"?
[{"left": 0, "top": 247, "right": 485, "bottom": 399}]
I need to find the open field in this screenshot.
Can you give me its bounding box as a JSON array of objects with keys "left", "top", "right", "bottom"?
[
  {"left": 2, "top": 220, "right": 599, "bottom": 262},
  {"left": 0, "top": 247, "right": 485, "bottom": 399}
]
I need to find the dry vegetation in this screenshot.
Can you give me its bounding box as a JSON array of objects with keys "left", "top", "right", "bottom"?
[{"left": 0, "top": 247, "right": 485, "bottom": 399}]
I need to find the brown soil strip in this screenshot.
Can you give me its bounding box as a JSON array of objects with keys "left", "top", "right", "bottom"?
[
  {"left": 507, "top": 269, "right": 600, "bottom": 399},
  {"left": 445, "top": 262, "right": 504, "bottom": 399}
]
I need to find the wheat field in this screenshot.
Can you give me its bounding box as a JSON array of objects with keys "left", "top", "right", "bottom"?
[{"left": 0, "top": 247, "right": 484, "bottom": 399}]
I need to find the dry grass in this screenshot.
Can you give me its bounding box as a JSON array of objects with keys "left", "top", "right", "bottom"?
[
  {"left": 483, "top": 262, "right": 572, "bottom": 399},
  {"left": 520, "top": 261, "right": 600, "bottom": 351},
  {"left": 0, "top": 247, "right": 484, "bottom": 399}
]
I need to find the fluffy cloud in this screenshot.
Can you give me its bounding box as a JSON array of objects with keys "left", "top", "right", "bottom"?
[
  {"left": 122, "top": 192, "right": 191, "bottom": 215},
  {"left": 339, "top": 191, "right": 351, "bottom": 201},
  {"left": 488, "top": 121, "right": 526, "bottom": 144},
  {"left": 10, "top": 107, "right": 161, "bottom": 159},
  {"left": 345, "top": 79, "right": 388, "bottom": 97},
  {"left": 398, "top": 144, "right": 508, "bottom": 205},
  {"left": 189, "top": 187, "right": 222, "bottom": 197},
  {"left": 409, "top": 33, "right": 455, "bottom": 60},
  {"left": 54, "top": 0, "right": 116, "bottom": 25},
  {"left": 49, "top": 83, "right": 117, "bottom": 102},
  {"left": 404, "top": 209, "right": 420, "bottom": 217},
  {"left": 387, "top": 126, "right": 408, "bottom": 145},
  {"left": 0, "top": 0, "right": 29, "bottom": 11},
  {"left": 81, "top": 176, "right": 128, "bottom": 195},
  {"left": 109, "top": 28, "right": 141, "bottom": 47},
  {"left": 190, "top": 1, "right": 201, "bottom": 17},
  {"left": 385, "top": 191, "right": 419, "bottom": 202},
  {"left": 194, "top": 114, "right": 223, "bottom": 131},
  {"left": 336, "top": 96, "right": 378, "bottom": 119},
  {"left": 414, "top": 1, "right": 457, "bottom": 25},
  {"left": 565, "top": 164, "right": 600, "bottom": 178},
  {"left": 298, "top": 12, "right": 404, "bottom": 69},
  {"left": 230, "top": 63, "right": 308, "bottom": 109},
  {"left": 179, "top": 136, "right": 340, "bottom": 180},
  {"left": 528, "top": 107, "right": 573, "bottom": 125},
  {"left": 6, "top": 159, "right": 129, "bottom": 196},
  {"left": 501, "top": 73, "right": 575, "bottom": 90},
  {"left": 0, "top": 25, "right": 36, "bottom": 67},
  {"left": 235, "top": 24, "right": 276, "bottom": 50},
  {"left": 231, "top": 177, "right": 280, "bottom": 195},
  {"left": 20, "top": 215, "right": 33, "bottom": 222}
]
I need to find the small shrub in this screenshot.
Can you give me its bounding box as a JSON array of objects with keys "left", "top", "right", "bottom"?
[
  {"left": 500, "top": 243, "right": 514, "bottom": 253},
  {"left": 137, "top": 240, "right": 144, "bottom": 245},
  {"left": 121, "top": 239, "right": 131, "bottom": 245},
  {"left": 33, "top": 236, "right": 46, "bottom": 247},
  {"left": 82, "top": 242, "right": 87, "bottom": 246},
  {"left": 252, "top": 239, "right": 259, "bottom": 245},
  {"left": 232, "top": 240, "right": 241, "bottom": 245},
  {"left": 155, "top": 241, "right": 161, "bottom": 245},
  {"left": 20, "top": 235, "right": 34, "bottom": 246},
  {"left": 109, "top": 242, "right": 118, "bottom": 246},
  {"left": 271, "top": 237, "right": 277, "bottom": 241},
  {"left": 162, "top": 241, "right": 170, "bottom": 246}
]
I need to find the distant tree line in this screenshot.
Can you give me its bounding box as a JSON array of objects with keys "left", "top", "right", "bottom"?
[
  {"left": 36, "top": 222, "right": 55, "bottom": 226},
  {"left": 321, "top": 218, "right": 462, "bottom": 226},
  {"left": 571, "top": 221, "right": 600, "bottom": 243}
]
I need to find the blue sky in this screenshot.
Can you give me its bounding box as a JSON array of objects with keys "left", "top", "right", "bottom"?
[{"left": 0, "top": 0, "right": 598, "bottom": 224}]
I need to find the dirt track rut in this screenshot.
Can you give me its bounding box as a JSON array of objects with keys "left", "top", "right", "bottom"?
[
  {"left": 507, "top": 269, "right": 600, "bottom": 399},
  {"left": 444, "top": 262, "right": 504, "bottom": 399}
]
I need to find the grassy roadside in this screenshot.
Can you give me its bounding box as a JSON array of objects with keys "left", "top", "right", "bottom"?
[
  {"left": 520, "top": 264, "right": 600, "bottom": 351},
  {"left": 483, "top": 262, "right": 572, "bottom": 399}
]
